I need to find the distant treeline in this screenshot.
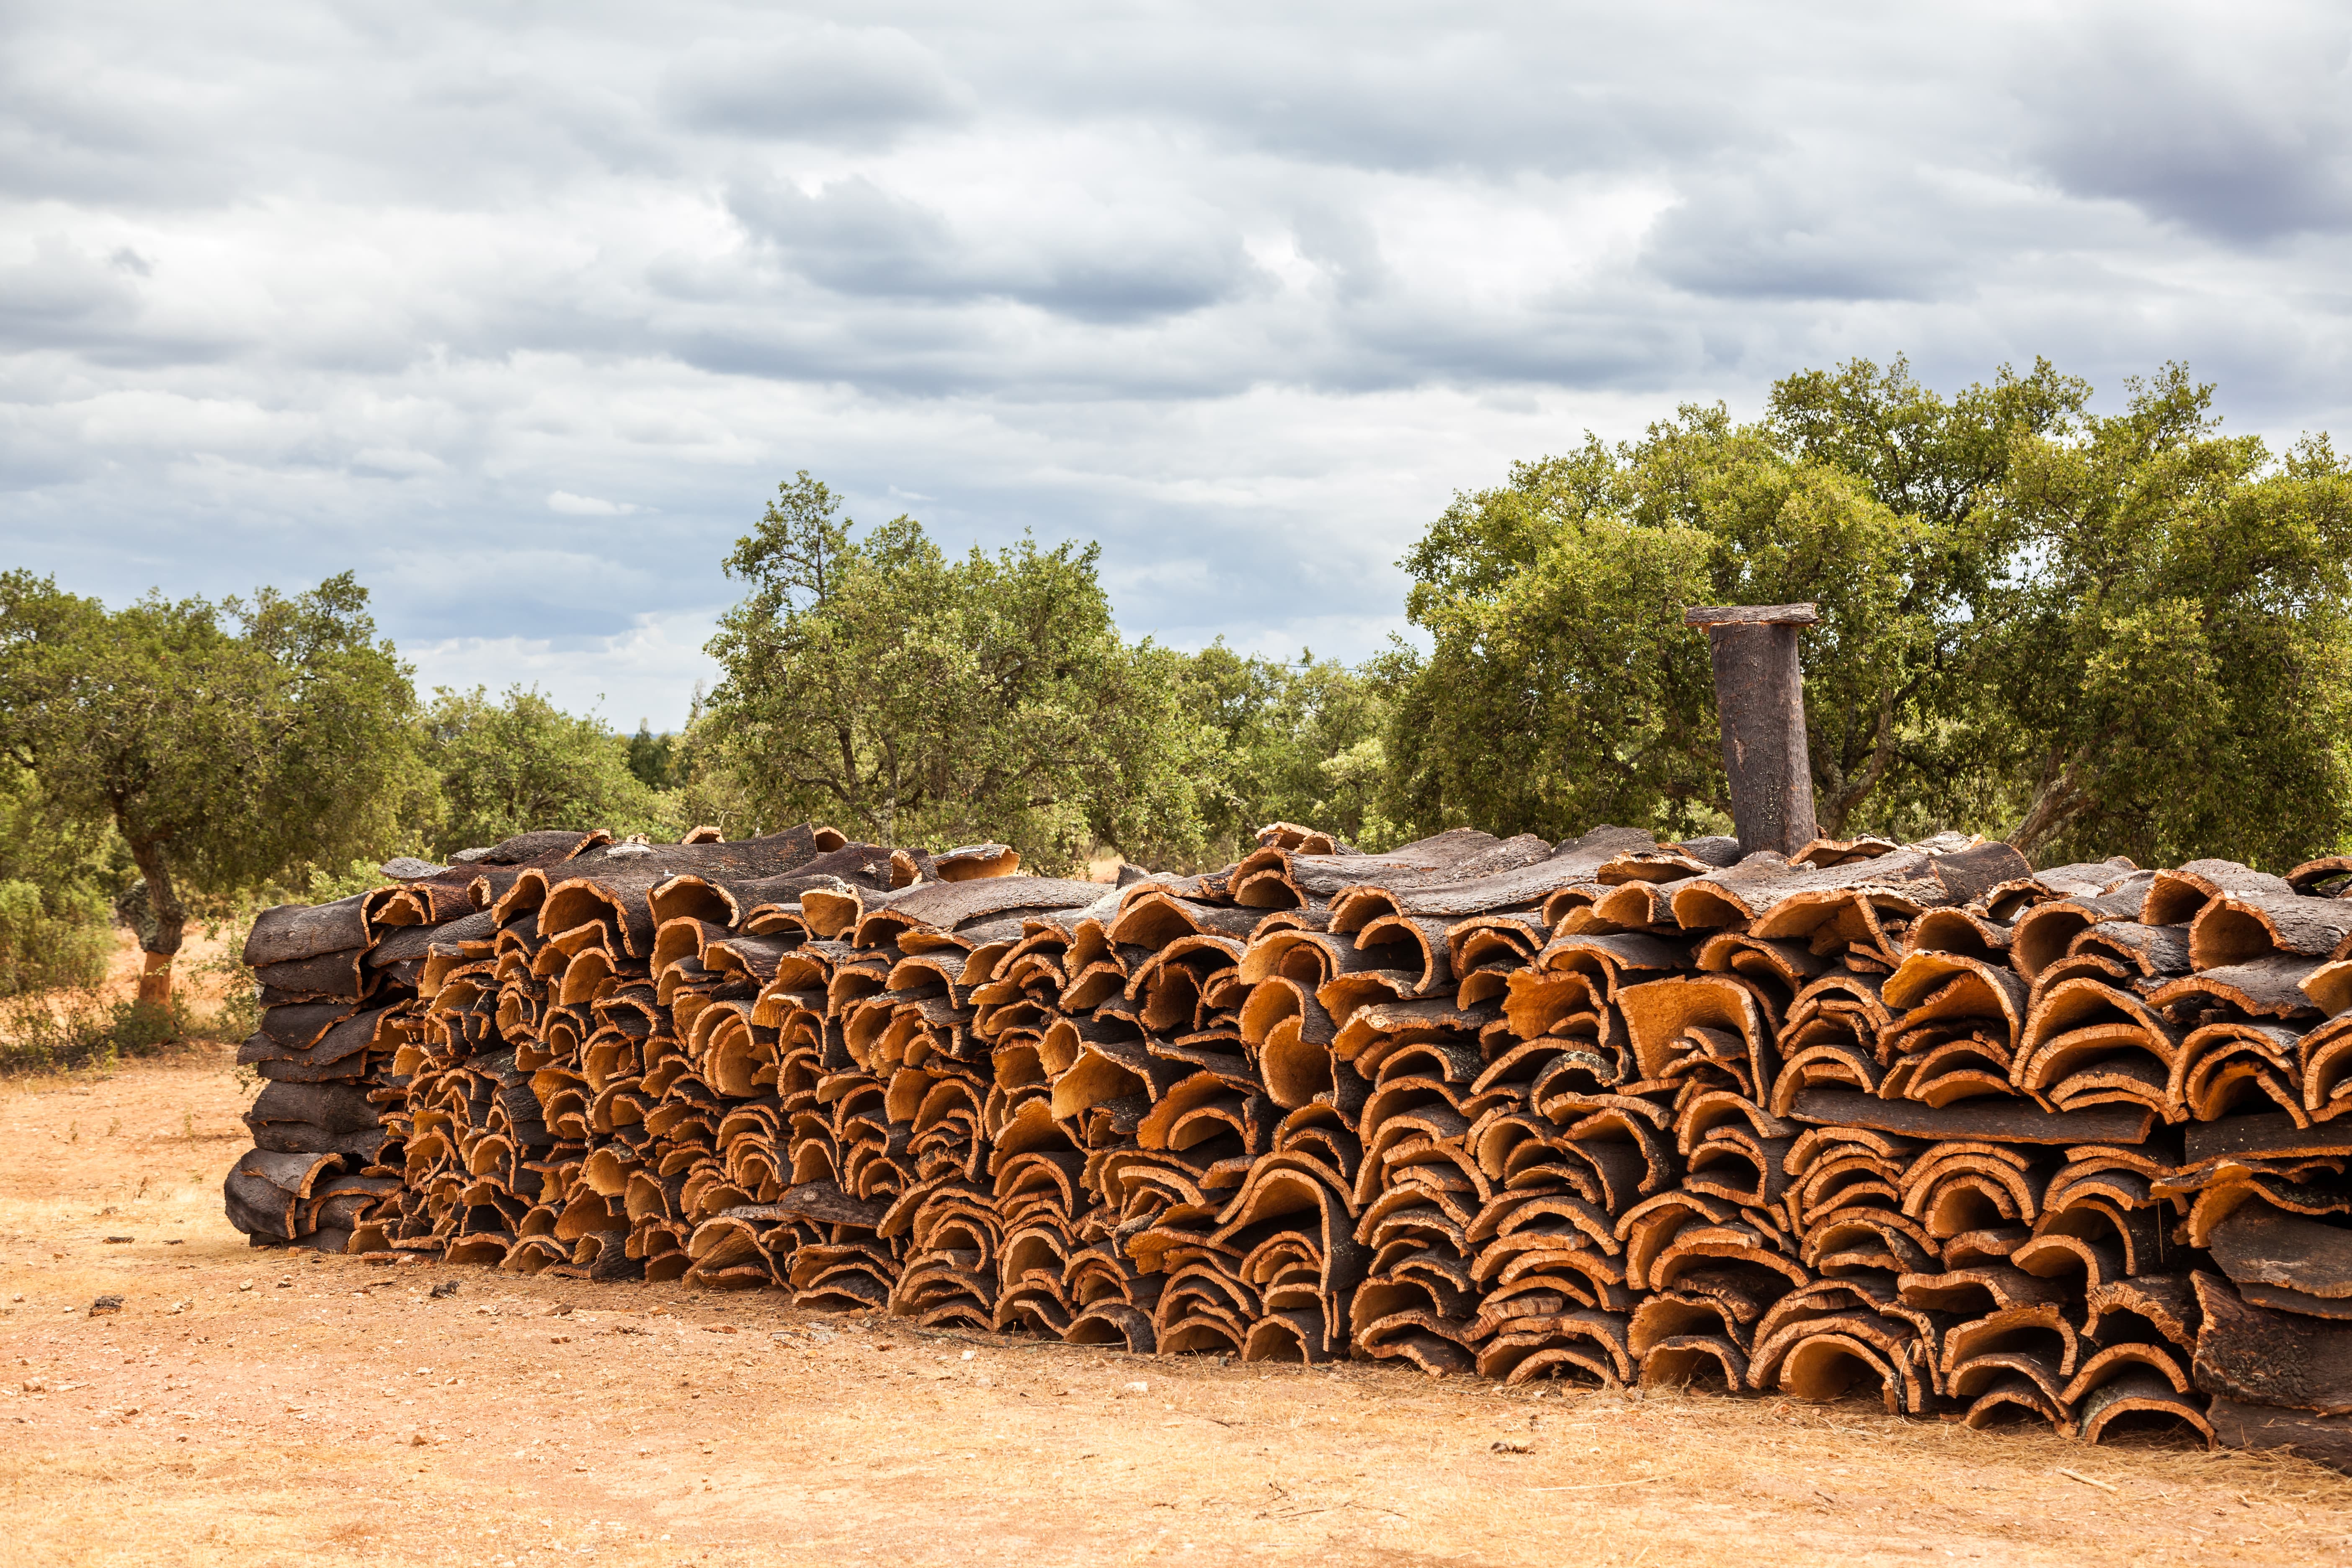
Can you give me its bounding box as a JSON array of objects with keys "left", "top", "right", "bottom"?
[{"left": 2, "top": 356, "right": 2346, "bottom": 1009}]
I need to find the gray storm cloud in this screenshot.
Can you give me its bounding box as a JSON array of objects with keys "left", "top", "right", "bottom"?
[{"left": 2, "top": 0, "right": 2347, "bottom": 728}]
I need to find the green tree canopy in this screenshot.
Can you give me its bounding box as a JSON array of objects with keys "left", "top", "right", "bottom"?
[
  {"left": 420, "top": 685, "right": 677, "bottom": 855},
  {"left": 1980, "top": 376, "right": 2352, "bottom": 867},
  {"left": 625, "top": 720, "right": 678, "bottom": 791},
  {"left": 0, "top": 764, "right": 124, "bottom": 996},
  {"left": 703, "top": 472, "right": 1212, "bottom": 868},
  {"left": 0, "top": 571, "right": 426, "bottom": 1000},
  {"left": 1181, "top": 642, "right": 1405, "bottom": 855},
  {"left": 1384, "top": 359, "right": 2352, "bottom": 869}
]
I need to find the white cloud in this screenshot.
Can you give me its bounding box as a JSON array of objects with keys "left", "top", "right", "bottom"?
[
  {"left": 404, "top": 611, "right": 724, "bottom": 734},
  {"left": 547, "top": 489, "right": 638, "bottom": 516},
  {"left": 2, "top": 0, "right": 2348, "bottom": 733}
]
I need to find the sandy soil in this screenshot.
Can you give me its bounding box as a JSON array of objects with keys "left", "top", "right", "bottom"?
[{"left": 5, "top": 1055, "right": 2352, "bottom": 1568}]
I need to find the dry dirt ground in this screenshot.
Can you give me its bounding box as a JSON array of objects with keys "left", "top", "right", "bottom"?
[{"left": 6, "top": 1054, "right": 2352, "bottom": 1568}]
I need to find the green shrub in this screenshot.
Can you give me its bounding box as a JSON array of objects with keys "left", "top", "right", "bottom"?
[
  {"left": 0, "top": 989, "right": 195, "bottom": 1075},
  {"left": 0, "top": 877, "right": 111, "bottom": 998}
]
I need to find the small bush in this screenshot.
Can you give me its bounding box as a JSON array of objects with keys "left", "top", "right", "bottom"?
[
  {"left": 0, "top": 988, "right": 197, "bottom": 1076},
  {"left": 187, "top": 906, "right": 264, "bottom": 1047},
  {"left": 0, "top": 877, "right": 112, "bottom": 998}
]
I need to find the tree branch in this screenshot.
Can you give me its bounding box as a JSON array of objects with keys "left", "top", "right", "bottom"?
[
  {"left": 2006, "top": 742, "right": 2097, "bottom": 861},
  {"left": 1819, "top": 683, "right": 1898, "bottom": 837}
]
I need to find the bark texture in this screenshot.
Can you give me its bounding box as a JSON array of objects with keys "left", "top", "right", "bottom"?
[{"left": 206, "top": 819, "right": 2352, "bottom": 1474}]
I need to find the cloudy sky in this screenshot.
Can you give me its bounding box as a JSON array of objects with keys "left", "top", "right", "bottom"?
[{"left": 4, "top": 2, "right": 2348, "bottom": 728}]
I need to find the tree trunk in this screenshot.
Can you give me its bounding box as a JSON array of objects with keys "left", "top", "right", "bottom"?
[
  {"left": 2006, "top": 745, "right": 2093, "bottom": 862},
  {"left": 137, "top": 951, "right": 173, "bottom": 1008},
  {"left": 1696, "top": 618, "right": 1818, "bottom": 856},
  {"left": 123, "top": 832, "right": 186, "bottom": 1008}
]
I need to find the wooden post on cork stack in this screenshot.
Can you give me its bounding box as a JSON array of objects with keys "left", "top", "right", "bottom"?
[{"left": 1683, "top": 602, "right": 1820, "bottom": 857}]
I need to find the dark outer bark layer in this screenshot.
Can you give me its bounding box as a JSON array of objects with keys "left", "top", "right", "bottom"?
[
  {"left": 2192, "top": 1271, "right": 2352, "bottom": 1416},
  {"left": 1705, "top": 622, "right": 1818, "bottom": 859}
]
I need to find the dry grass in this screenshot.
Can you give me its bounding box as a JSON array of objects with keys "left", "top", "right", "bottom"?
[{"left": 5, "top": 1055, "right": 2352, "bottom": 1567}]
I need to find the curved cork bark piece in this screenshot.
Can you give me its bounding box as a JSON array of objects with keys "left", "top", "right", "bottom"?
[
  {"left": 1256, "top": 821, "right": 1350, "bottom": 855},
  {"left": 2191, "top": 892, "right": 2352, "bottom": 971},
  {"left": 366, "top": 879, "right": 476, "bottom": 929},
  {"left": 2208, "top": 1395, "right": 2346, "bottom": 1464},
  {"left": 459, "top": 828, "right": 614, "bottom": 866},
  {"left": 2068, "top": 920, "right": 2191, "bottom": 981},
  {"left": 1792, "top": 836, "right": 1903, "bottom": 869},
  {"left": 1905, "top": 907, "right": 2015, "bottom": 962},
  {"left": 254, "top": 947, "right": 372, "bottom": 1003},
  {"left": 245, "top": 894, "right": 372, "bottom": 968},
  {"left": 2063, "top": 1342, "right": 2192, "bottom": 1405},
  {"left": 933, "top": 843, "right": 1021, "bottom": 882},
  {"left": 1885, "top": 952, "right": 2031, "bottom": 1045},
  {"left": 1342, "top": 829, "right": 1658, "bottom": 925},
  {"left": 2191, "top": 1270, "right": 2352, "bottom": 1415},
  {"left": 1476, "top": 1309, "right": 1635, "bottom": 1386},
  {"left": 1749, "top": 1307, "right": 1929, "bottom": 1412},
  {"left": 1789, "top": 1089, "right": 2152, "bottom": 1147},
  {"left": 2184, "top": 1112, "right": 2352, "bottom": 1163},
  {"left": 1618, "top": 975, "right": 1773, "bottom": 1085},
  {"left": 2208, "top": 1202, "right": 2352, "bottom": 1300},
  {"left": 2288, "top": 856, "right": 2352, "bottom": 896},
  {"left": 2085, "top": 1274, "right": 2202, "bottom": 1350},
  {"left": 2010, "top": 888, "right": 2146, "bottom": 980},
  {"left": 2143, "top": 859, "right": 2298, "bottom": 927},
  {"left": 2171, "top": 1021, "right": 2305, "bottom": 1126},
  {"left": 1896, "top": 1264, "right": 2071, "bottom": 1315},
  {"left": 1636, "top": 1333, "right": 1749, "bottom": 1390},
  {"left": 863, "top": 877, "right": 1104, "bottom": 944},
  {"left": 2151, "top": 956, "right": 2326, "bottom": 1021},
  {"left": 238, "top": 1003, "right": 376, "bottom": 1067},
  {"left": 1228, "top": 828, "right": 1521, "bottom": 910},
  {"left": 1960, "top": 1372, "right": 2073, "bottom": 1434},
  {"left": 1981, "top": 859, "right": 2140, "bottom": 921},
  {"left": 2012, "top": 977, "right": 2183, "bottom": 1123},
  {"left": 2301, "top": 961, "right": 2352, "bottom": 1023}
]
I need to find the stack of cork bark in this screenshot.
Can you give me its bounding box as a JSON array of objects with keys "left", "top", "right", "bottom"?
[
  {"left": 223, "top": 819, "right": 2352, "bottom": 1469},
  {"left": 224, "top": 888, "right": 414, "bottom": 1250}
]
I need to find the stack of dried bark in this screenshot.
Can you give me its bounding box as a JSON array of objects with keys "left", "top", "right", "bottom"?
[
  {"left": 225, "top": 889, "right": 411, "bottom": 1251},
  {"left": 223, "top": 820, "right": 2352, "bottom": 1467}
]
